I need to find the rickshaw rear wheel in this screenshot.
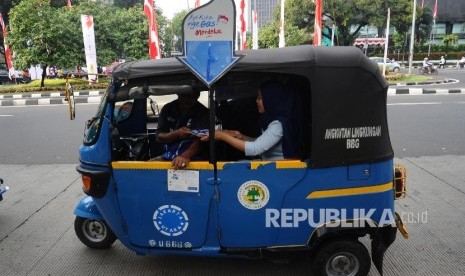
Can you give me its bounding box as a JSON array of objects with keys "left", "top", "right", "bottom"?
[
  {"left": 310, "top": 238, "right": 370, "bottom": 276},
  {"left": 74, "top": 217, "right": 117, "bottom": 249}
]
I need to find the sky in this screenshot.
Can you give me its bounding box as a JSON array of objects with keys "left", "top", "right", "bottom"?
[{"left": 156, "top": 0, "right": 209, "bottom": 19}]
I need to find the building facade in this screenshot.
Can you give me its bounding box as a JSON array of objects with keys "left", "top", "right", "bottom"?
[
  {"left": 249, "top": 0, "right": 280, "bottom": 29},
  {"left": 425, "top": 0, "right": 465, "bottom": 44}
]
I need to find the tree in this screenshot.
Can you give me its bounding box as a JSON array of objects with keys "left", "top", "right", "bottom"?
[
  {"left": 169, "top": 10, "right": 189, "bottom": 53},
  {"left": 8, "top": 0, "right": 171, "bottom": 87},
  {"left": 8, "top": 0, "right": 63, "bottom": 87},
  {"left": 258, "top": 21, "right": 308, "bottom": 48},
  {"left": 113, "top": 0, "right": 143, "bottom": 9},
  {"left": 281, "top": 0, "right": 412, "bottom": 46},
  {"left": 443, "top": 34, "right": 459, "bottom": 53}
]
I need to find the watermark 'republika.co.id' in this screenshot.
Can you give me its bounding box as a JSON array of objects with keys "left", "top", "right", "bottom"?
[{"left": 265, "top": 208, "right": 428, "bottom": 228}]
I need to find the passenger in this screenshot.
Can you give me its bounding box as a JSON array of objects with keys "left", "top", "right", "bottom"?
[
  {"left": 156, "top": 87, "right": 209, "bottom": 169},
  {"left": 202, "top": 80, "right": 299, "bottom": 160}
]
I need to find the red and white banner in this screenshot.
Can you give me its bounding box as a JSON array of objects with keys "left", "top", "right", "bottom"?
[
  {"left": 67, "top": 0, "right": 72, "bottom": 8},
  {"left": 81, "top": 15, "right": 98, "bottom": 82},
  {"left": 433, "top": 0, "right": 438, "bottom": 22},
  {"left": 313, "top": 0, "right": 322, "bottom": 46},
  {"left": 0, "top": 14, "right": 15, "bottom": 79},
  {"left": 195, "top": 0, "right": 200, "bottom": 8},
  {"left": 353, "top": 38, "right": 386, "bottom": 46},
  {"left": 144, "top": 0, "right": 161, "bottom": 59},
  {"left": 239, "top": 0, "right": 247, "bottom": 50},
  {"left": 252, "top": 10, "right": 258, "bottom": 49}
]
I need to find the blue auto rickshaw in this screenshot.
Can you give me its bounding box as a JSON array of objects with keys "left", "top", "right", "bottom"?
[{"left": 70, "top": 45, "right": 408, "bottom": 276}]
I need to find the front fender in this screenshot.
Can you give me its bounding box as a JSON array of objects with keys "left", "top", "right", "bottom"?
[{"left": 74, "top": 196, "right": 104, "bottom": 220}]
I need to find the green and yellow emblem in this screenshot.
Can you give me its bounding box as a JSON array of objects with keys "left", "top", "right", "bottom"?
[{"left": 237, "top": 180, "right": 270, "bottom": 210}]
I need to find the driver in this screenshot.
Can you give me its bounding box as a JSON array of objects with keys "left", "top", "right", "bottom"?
[
  {"left": 156, "top": 87, "right": 209, "bottom": 169},
  {"left": 423, "top": 57, "right": 433, "bottom": 74}
]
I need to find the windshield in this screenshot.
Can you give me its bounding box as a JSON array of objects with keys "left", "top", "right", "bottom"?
[{"left": 83, "top": 89, "right": 110, "bottom": 145}]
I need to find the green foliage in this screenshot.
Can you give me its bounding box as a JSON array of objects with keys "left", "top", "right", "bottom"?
[
  {"left": 443, "top": 34, "right": 459, "bottom": 47},
  {"left": 113, "top": 0, "right": 143, "bottom": 9},
  {"left": 170, "top": 10, "right": 189, "bottom": 53},
  {"left": 258, "top": 21, "right": 308, "bottom": 48},
  {"left": 8, "top": 0, "right": 171, "bottom": 74}
]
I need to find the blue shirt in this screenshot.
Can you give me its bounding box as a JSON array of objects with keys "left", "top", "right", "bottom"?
[{"left": 245, "top": 120, "right": 283, "bottom": 160}]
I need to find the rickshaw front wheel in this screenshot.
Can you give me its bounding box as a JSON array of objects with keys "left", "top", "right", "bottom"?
[
  {"left": 310, "top": 239, "right": 370, "bottom": 276},
  {"left": 74, "top": 217, "right": 117, "bottom": 249}
]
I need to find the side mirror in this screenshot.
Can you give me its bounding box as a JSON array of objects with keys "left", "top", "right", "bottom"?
[{"left": 65, "top": 82, "right": 76, "bottom": 120}]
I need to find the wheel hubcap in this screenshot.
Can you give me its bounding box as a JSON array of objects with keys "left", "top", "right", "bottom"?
[
  {"left": 326, "top": 252, "right": 359, "bottom": 276},
  {"left": 82, "top": 219, "right": 107, "bottom": 242}
]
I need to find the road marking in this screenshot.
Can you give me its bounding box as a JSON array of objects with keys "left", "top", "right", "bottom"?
[
  {"left": 388, "top": 102, "right": 442, "bottom": 106},
  {"left": 0, "top": 115, "right": 13, "bottom": 117}
]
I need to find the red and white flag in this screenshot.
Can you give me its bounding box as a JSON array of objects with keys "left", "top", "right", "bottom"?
[
  {"left": 279, "top": 0, "right": 285, "bottom": 48},
  {"left": 67, "top": 0, "right": 72, "bottom": 8},
  {"left": 239, "top": 0, "right": 247, "bottom": 50},
  {"left": 252, "top": 10, "right": 258, "bottom": 49},
  {"left": 0, "top": 14, "right": 15, "bottom": 79},
  {"left": 144, "top": 0, "right": 161, "bottom": 59},
  {"left": 313, "top": 0, "right": 322, "bottom": 46},
  {"left": 433, "top": 0, "right": 438, "bottom": 22},
  {"left": 195, "top": 0, "right": 200, "bottom": 8}
]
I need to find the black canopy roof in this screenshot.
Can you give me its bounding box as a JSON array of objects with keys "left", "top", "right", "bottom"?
[{"left": 112, "top": 45, "right": 393, "bottom": 167}]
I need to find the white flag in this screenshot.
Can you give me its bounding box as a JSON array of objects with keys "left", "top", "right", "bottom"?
[{"left": 81, "top": 15, "right": 98, "bottom": 82}]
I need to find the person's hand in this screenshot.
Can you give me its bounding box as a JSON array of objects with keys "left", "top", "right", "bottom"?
[
  {"left": 176, "top": 127, "right": 192, "bottom": 139},
  {"left": 172, "top": 155, "right": 190, "bottom": 170}
]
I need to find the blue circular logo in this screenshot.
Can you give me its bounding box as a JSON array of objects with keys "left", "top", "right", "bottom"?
[{"left": 153, "top": 205, "right": 189, "bottom": 236}]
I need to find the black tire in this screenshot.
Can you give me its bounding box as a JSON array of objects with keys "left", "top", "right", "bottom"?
[
  {"left": 74, "top": 216, "right": 117, "bottom": 249},
  {"left": 393, "top": 67, "right": 400, "bottom": 73},
  {"left": 311, "top": 239, "right": 371, "bottom": 276}
]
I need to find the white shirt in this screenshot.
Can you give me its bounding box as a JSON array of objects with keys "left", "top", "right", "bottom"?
[{"left": 245, "top": 120, "right": 283, "bottom": 160}]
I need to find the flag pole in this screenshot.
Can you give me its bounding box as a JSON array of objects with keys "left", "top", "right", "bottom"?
[
  {"left": 279, "top": 0, "right": 285, "bottom": 48},
  {"left": 408, "top": 0, "right": 417, "bottom": 75},
  {"left": 383, "top": 8, "right": 391, "bottom": 77}
]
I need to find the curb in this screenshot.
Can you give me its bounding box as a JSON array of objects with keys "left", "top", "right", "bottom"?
[
  {"left": 0, "top": 90, "right": 103, "bottom": 107},
  {"left": 0, "top": 90, "right": 103, "bottom": 99},
  {"left": 388, "top": 88, "right": 465, "bottom": 95}
]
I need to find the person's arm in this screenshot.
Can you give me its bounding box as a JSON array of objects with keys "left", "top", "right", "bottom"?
[
  {"left": 156, "top": 127, "right": 192, "bottom": 144},
  {"left": 244, "top": 121, "right": 283, "bottom": 157},
  {"left": 202, "top": 121, "right": 283, "bottom": 157},
  {"left": 223, "top": 130, "right": 256, "bottom": 142}
]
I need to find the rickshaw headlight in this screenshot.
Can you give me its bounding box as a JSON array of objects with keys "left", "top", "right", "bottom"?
[{"left": 393, "top": 164, "right": 407, "bottom": 199}]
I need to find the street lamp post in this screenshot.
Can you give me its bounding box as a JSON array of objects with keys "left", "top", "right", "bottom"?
[{"left": 408, "top": 0, "right": 417, "bottom": 74}]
